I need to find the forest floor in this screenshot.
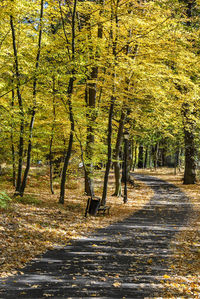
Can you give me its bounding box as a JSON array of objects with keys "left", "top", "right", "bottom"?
[
  {"left": 0, "top": 166, "right": 153, "bottom": 278},
  {"left": 0, "top": 167, "right": 199, "bottom": 298}
]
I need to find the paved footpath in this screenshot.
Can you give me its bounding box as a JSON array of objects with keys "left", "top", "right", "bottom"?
[{"left": 0, "top": 174, "right": 192, "bottom": 298}]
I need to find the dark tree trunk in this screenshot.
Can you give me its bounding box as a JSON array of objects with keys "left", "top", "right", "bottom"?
[
  {"left": 152, "top": 143, "right": 159, "bottom": 169},
  {"left": 144, "top": 147, "right": 148, "bottom": 168},
  {"left": 183, "top": 129, "right": 196, "bottom": 184},
  {"left": 101, "top": 0, "right": 119, "bottom": 205},
  {"left": 113, "top": 110, "right": 126, "bottom": 196},
  {"left": 174, "top": 147, "right": 180, "bottom": 175},
  {"left": 122, "top": 139, "right": 132, "bottom": 183},
  {"left": 19, "top": 0, "right": 44, "bottom": 196},
  {"left": 123, "top": 136, "right": 128, "bottom": 203},
  {"left": 101, "top": 96, "right": 115, "bottom": 206},
  {"left": 182, "top": 104, "right": 196, "bottom": 184},
  {"left": 130, "top": 139, "right": 134, "bottom": 170},
  {"left": 10, "top": 15, "right": 24, "bottom": 193},
  {"left": 59, "top": 76, "right": 75, "bottom": 204},
  {"left": 49, "top": 76, "right": 56, "bottom": 195},
  {"left": 138, "top": 145, "right": 144, "bottom": 168},
  {"left": 11, "top": 81, "right": 16, "bottom": 187},
  {"left": 84, "top": 4, "right": 103, "bottom": 195},
  {"left": 182, "top": 1, "right": 196, "bottom": 184},
  {"left": 59, "top": 0, "right": 77, "bottom": 204},
  {"left": 133, "top": 144, "right": 137, "bottom": 171},
  {"left": 85, "top": 67, "right": 98, "bottom": 195}
]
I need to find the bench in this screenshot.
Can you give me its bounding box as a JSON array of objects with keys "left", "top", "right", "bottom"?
[
  {"left": 97, "top": 205, "right": 111, "bottom": 216},
  {"left": 85, "top": 197, "right": 111, "bottom": 216}
]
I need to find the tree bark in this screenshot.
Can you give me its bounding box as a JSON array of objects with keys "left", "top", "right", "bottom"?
[
  {"left": 138, "top": 144, "right": 144, "bottom": 168},
  {"left": 144, "top": 147, "right": 148, "bottom": 168},
  {"left": 11, "top": 78, "right": 16, "bottom": 187},
  {"left": 113, "top": 110, "right": 126, "bottom": 196},
  {"left": 101, "top": 0, "right": 119, "bottom": 206},
  {"left": 10, "top": 15, "right": 24, "bottom": 193},
  {"left": 19, "top": 0, "right": 44, "bottom": 196},
  {"left": 85, "top": 67, "right": 98, "bottom": 196},
  {"left": 101, "top": 96, "right": 115, "bottom": 205},
  {"left": 49, "top": 76, "right": 56, "bottom": 195},
  {"left": 59, "top": 0, "right": 77, "bottom": 204},
  {"left": 84, "top": 2, "right": 103, "bottom": 195},
  {"left": 182, "top": 1, "right": 196, "bottom": 184},
  {"left": 182, "top": 103, "right": 196, "bottom": 184}
]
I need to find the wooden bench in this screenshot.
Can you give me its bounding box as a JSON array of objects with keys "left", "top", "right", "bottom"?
[
  {"left": 97, "top": 205, "right": 111, "bottom": 216},
  {"left": 85, "top": 197, "right": 111, "bottom": 217}
]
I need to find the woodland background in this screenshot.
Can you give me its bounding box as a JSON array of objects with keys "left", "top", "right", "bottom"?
[
  {"left": 0, "top": 0, "right": 200, "bottom": 202},
  {"left": 0, "top": 0, "right": 200, "bottom": 296}
]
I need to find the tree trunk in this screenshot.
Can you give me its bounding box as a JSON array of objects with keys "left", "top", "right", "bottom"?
[
  {"left": 84, "top": 3, "right": 103, "bottom": 195},
  {"left": 85, "top": 67, "right": 98, "bottom": 195},
  {"left": 182, "top": 1, "right": 196, "bottom": 184},
  {"left": 113, "top": 110, "right": 126, "bottom": 196},
  {"left": 59, "top": 0, "right": 77, "bottom": 204},
  {"left": 101, "top": 0, "right": 119, "bottom": 205},
  {"left": 101, "top": 96, "right": 115, "bottom": 206},
  {"left": 182, "top": 103, "right": 196, "bottom": 184},
  {"left": 10, "top": 15, "right": 24, "bottom": 193},
  {"left": 183, "top": 129, "right": 196, "bottom": 184},
  {"left": 133, "top": 144, "right": 137, "bottom": 171},
  {"left": 144, "top": 147, "right": 148, "bottom": 168},
  {"left": 11, "top": 81, "right": 16, "bottom": 187},
  {"left": 138, "top": 144, "right": 144, "bottom": 168},
  {"left": 49, "top": 76, "right": 56, "bottom": 195},
  {"left": 152, "top": 143, "right": 159, "bottom": 170},
  {"left": 19, "top": 0, "right": 44, "bottom": 196}
]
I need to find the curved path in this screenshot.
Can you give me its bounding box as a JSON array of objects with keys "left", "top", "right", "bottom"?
[{"left": 0, "top": 174, "right": 192, "bottom": 298}]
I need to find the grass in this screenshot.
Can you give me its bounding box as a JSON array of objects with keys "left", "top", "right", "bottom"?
[{"left": 0, "top": 191, "right": 12, "bottom": 209}]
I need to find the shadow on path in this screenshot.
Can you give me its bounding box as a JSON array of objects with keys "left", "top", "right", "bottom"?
[{"left": 0, "top": 174, "right": 192, "bottom": 298}]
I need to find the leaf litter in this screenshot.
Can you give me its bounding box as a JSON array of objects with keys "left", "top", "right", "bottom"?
[{"left": 0, "top": 169, "right": 152, "bottom": 278}]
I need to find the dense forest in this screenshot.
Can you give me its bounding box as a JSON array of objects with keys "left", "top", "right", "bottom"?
[{"left": 0, "top": 0, "right": 200, "bottom": 204}]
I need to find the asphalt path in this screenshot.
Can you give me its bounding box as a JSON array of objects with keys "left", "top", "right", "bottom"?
[{"left": 0, "top": 174, "right": 192, "bottom": 298}]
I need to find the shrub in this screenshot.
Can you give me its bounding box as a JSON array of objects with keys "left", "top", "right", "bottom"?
[{"left": 0, "top": 191, "right": 11, "bottom": 209}]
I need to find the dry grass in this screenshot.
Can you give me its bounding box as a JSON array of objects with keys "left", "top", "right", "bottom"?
[{"left": 0, "top": 167, "right": 153, "bottom": 278}]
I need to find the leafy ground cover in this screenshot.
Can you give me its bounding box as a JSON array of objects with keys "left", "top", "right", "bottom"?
[
  {"left": 136, "top": 168, "right": 200, "bottom": 298},
  {"left": 0, "top": 166, "right": 153, "bottom": 278}
]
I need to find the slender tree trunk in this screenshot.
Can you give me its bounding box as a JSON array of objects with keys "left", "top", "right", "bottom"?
[
  {"left": 59, "top": 78, "right": 75, "bottom": 203},
  {"left": 11, "top": 80, "right": 16, "bottom": 187},
  {"left": 49, "top": 76, "right": 56, "bottom": 195},
  {"left": 101, "top": 0, "right": 119, "bottom": 206},
  {"left": 182, "top": 103, "right": 196, "bottom": 184},
  {"left": 10, "top": 15, "right": 24, "bottom": 193},
  {"left": 59, "top": 0, "right": 77, "bottom": 204},
  {"left": 152, "top": 143, "right": 159, "bottom": 170},
  {"left": 113, "top": 110, "right": 126, "bottom": 196},
  {"left": 101, "top": 96, "right": 115, "bottom": 205},
  {"left": 138, "top": 144, "right": 144, "bottom": 168},
  {"left": 19, "top": 0, "right": 44, "bottom": 196},
  {"left": 85, "top": 67, "right": 98, "bottom": 195},
  {"left": 182, "top": 2, "right": 196, "bottom": 184},
  {"left": 183, "top": 129, "right": 196, "bottom": 184},
  {"left": 133, "top": 144, "right": 137, "bottom": 170},
  {"left": 130, "top": 139, "right": 134, "bottom": 170},
  {"left": 144, "top": 147, "right": 148, "bottom": 168},
  {"left": 84, "top": 2, "right": 103, "bottom": 195}
]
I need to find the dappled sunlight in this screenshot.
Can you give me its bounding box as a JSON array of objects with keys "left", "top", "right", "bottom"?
[{"left": 0, "top": 170, "right": 152, "bottom": 278}]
